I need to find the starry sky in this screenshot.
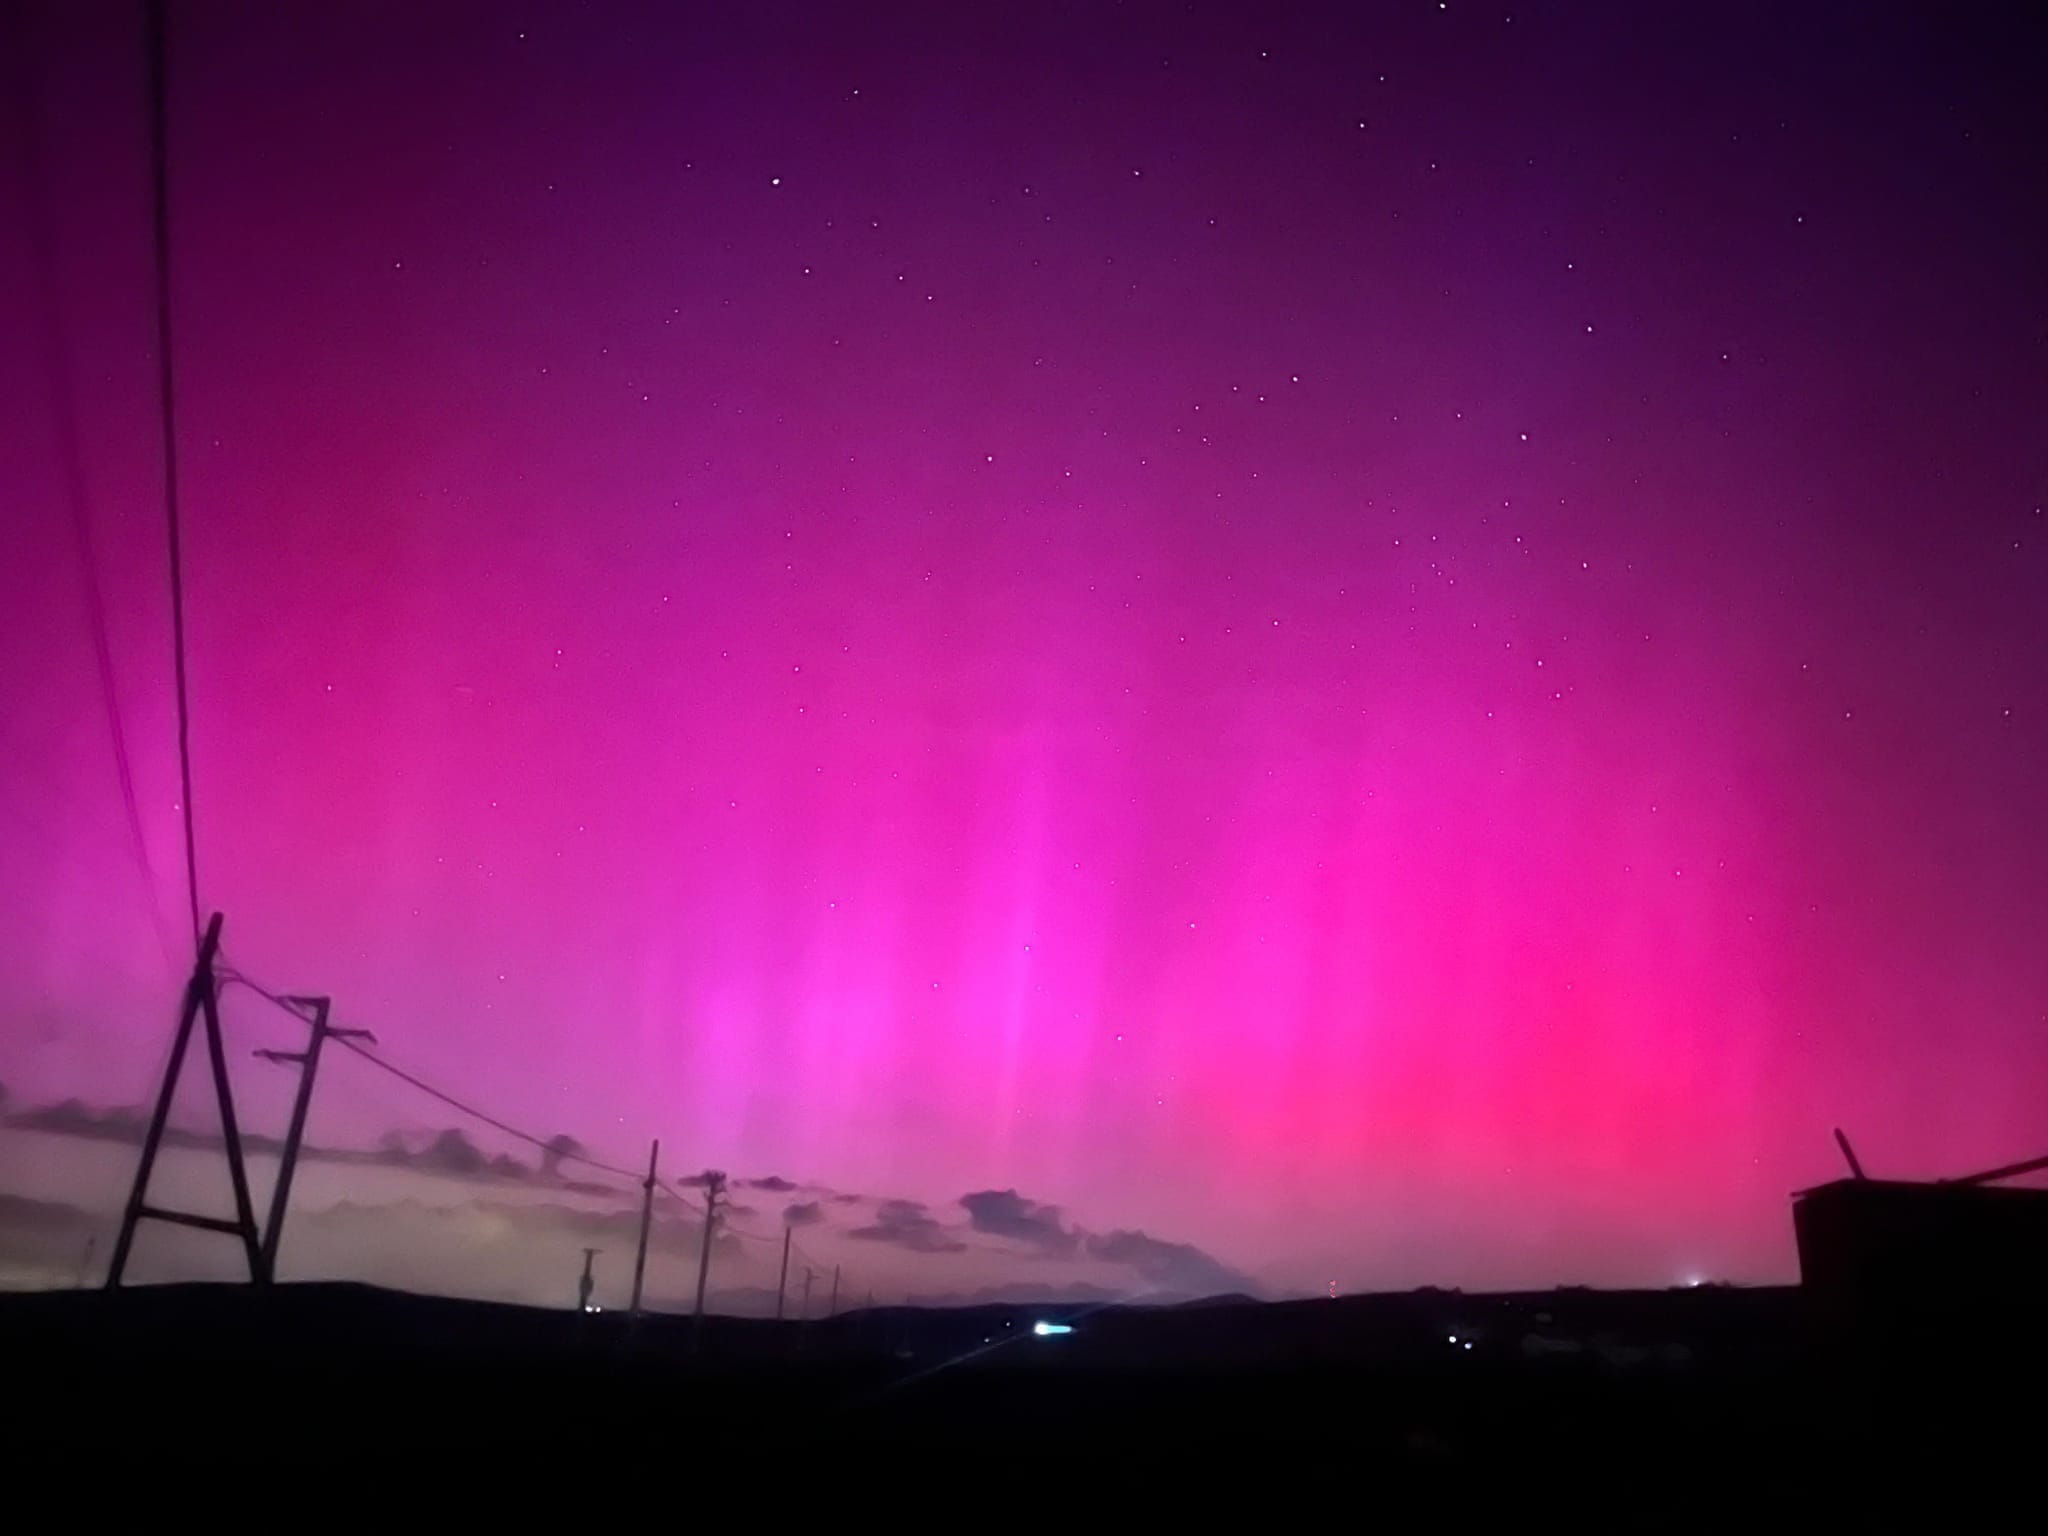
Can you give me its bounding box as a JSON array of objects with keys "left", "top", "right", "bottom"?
[{"left": 2, "top": 1, "right": 2045, "bottom": 1300}]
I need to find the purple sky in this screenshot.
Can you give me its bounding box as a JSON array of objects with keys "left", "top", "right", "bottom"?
[{"left": 2, "top": 1, "right": 2045, "bottom": 1300}]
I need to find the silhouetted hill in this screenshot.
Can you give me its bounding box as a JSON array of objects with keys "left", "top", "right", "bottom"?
[{"left": 3, "top": 1277, "right": 2036, "bottom": 1493}]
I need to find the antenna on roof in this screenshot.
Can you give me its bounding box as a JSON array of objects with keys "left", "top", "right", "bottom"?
[{"left": 1833, "top": 1127, "right": 1867, "bottom": 1181}]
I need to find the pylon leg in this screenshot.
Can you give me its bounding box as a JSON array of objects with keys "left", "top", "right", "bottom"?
[{"left": 105, "top": 913, "right": 265, "bottom": 1287}]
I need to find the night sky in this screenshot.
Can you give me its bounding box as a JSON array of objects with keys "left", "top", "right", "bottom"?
[{"left": 2, "top": 1, "right": 2045, "bottom": 1301}]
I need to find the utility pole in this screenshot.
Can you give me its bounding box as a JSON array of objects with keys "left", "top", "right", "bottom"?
[
  {"left": 775, "top": 1225, "right": 792, "bottom": 1321},
  {"left": 107, "top": 913, "right": 265, "bottom": 1287},
  {"left": 692, "top": 1170, "right": 727, "bottom": 1320},
  {"left": 829, "top": 1264, "right": 840, "bottom": 1319},
  {"left": 630, "top": 1139, "right": 659, "bottom": 1316},
  {"left": 255, "top": 995, "right": 372, "bottom": 1281},
  {"left": 579, "top": 1247, "right": 599, "bottom": 1312},
  {"left": 801, "top": 1266, "right": 814, "bottom": 1321}
]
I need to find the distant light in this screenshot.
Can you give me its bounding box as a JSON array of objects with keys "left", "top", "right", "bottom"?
[
  {"left": 1462, "top": 1341, "right": 1474, "bottom": 1351},
  {"left": 1033, "top": 1321, "right": 1073, "bottom": 1337},
  {"left": 1447, "top": 1334, "right": 1457, "bottom": 1344}
]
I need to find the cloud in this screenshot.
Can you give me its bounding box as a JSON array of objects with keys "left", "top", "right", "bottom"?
[
  {"left": 8, "top": 1100, "right": 1247, "bottom": 1294},
  {"left": 374, "top": 1128, "right": 531, "bottom": 1182},
  {"left": 1085, "top": 1229, "right": 1255, "bottom": 1299},
  {"left": 8, "top": 1099, "right": 569, "bottom": 1187},
  {"left": 11, "top": 1097, "right": 174, "bottom": 1145},
  {"left": 539, "top": 1134, "right": 586, "bottom": 1178},
  {"left": 5, "top": 1097, "right": 312, "bottom": 1159},
  {"left": 848, "top": 1198, "right": 966, "bottom": 1254},
  {"left": 6, "top": 1099, "right": 828, "bottom": 1207},
  {"left": 959, "top": 1188, "right": 1079, "bottom": 1257},
  {"left": 953, "top": 1188, "right": 1252, "bottom": 1295}
]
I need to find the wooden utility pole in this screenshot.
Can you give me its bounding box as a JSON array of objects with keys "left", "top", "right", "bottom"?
[
  {"left": 829, "top": 1264, "right": 840, "bottom": 1318},
  {"left": 255, "top": 996, "right": 371, "bottom": 1281},
  {"left": 579, "top": 1247, "right": 599, "bottom": 1312},
  {"left": 630, "top": 1139, "right": 659, "bottom": 1316},
  {"left": 692, "top": 1170, "right": 727, "bottom": 1319},
  {"left": 801, "top": 1266, "right": 814, "bottom": 1321},
  {"left": 775, "top": 1225, "right": 792, "bottom": 1320}
]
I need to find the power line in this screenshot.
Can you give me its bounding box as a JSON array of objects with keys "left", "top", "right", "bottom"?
[
  {"left": 143, "top": 0, "right": 201, "bottom": 955},
  {"left": 220, "top": 965, "right": 857, "bottom": 1304},
  {"left": 9, "top": 44, "right": 175, "bottom": 969},
  {"left": 330, "top": 1034, "right": 640, "bottom": 1182},
  {"left": 219, "top": 967, "right": 643, "bottom": 1184},
  {"left": 715, "top": 1214, "right": 785, "bottom": 1244},
  {"left": 725, "top": 1219, "right": 824, "bottom": 1276},
  {"left": 653, "top": 1185, "right": 850, "bottom": 1304}
]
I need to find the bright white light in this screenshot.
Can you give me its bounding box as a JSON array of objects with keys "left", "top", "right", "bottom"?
[
  {"left": 1033, "top": 1321, "right": 1073, "bottom": 1337},
  {"left": 1463, "top": 1341, "right": 1474, "bottom": 1351},
  {"left": 1446, "top": 1334, "right": 1458, "bottom": 1344}
]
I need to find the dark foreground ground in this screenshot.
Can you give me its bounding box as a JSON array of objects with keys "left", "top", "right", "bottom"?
[{"left": 0, "top": 1280, "right": 2031, "bottom": 1502}]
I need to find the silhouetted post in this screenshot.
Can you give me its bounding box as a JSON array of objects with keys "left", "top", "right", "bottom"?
[
  {"left": 579, "top": 1247, "right": 599, "bottom": 1311},
  {"left": 1953, "top": 1151, "right": 2048, "bottom": 1186},
  {"left": 1833, "top": 1127, "right": 1867, "bottom": 1180},
  {"left": 256, "top": 996, "right": 371, "bottom": 1281},
  {"left": 107, "top": 913, "right": 265, "bottom": 1287},
  {"left": 692, "top": 1170, "right": 727, "bottom": 1320},
  {"left": 775, "top": 1225, "right": 792, "bottom": 1320},
  {"left": 630, "top": 1138, "right": 659, "bottom": 1316},
  {"left": 801, "top": 1266, "right": 814, "bottom": 1321},
  {"left": 829, "top": 1264, "right": 840, "bottom": 1319}
]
